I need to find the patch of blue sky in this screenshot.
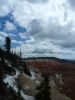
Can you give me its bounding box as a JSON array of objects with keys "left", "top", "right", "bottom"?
[{"left": 0, "top": 12, "right": 27, "bottom": 48}]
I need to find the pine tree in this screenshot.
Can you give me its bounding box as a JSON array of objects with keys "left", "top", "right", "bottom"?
[
  {"left": 24, "top": 63, "right": 31, "bottom": 76},
  {"left": 0, "top": 48, "right": 4, "bottom": 61},
  {"left": 35, "top": 73, "right": 51, "bottom": 100},
  {"left": 4, "top": 36, "right": 11, "bottom": 53},
  {"left": 19, "top": 49, "right": 22, "bottom": 58}
]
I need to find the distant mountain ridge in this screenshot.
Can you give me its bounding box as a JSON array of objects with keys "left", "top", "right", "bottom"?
[
  {"left": 23, "top": 57, "right": 75, "bottom": 64},
  {"left": 24, "top": 57, "right": 75, "bottom": 73}
]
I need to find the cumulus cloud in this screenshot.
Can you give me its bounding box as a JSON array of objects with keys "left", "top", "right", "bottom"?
[
  {"left": 12, "top": 39, "right": 23, "bottom": 44},
  {"left": 19, "top": 32, "right": 28, "bottom": 39},
  {"left": 5, "top": 21, "right": 16, "bottom": 31},
  {"left": 15, "top": 39, "right": 75, "bottom": 59},
  {"left": 25, "top": 0, "right": 48, "bottom": 3},
  {"left": 27, "top": 18, "right": 75, "bottom": 49},
  {"left": 27, "top": 19, "right": 44, "bottom": 36},
  {"left": 11, "top": 0, "right": 68, "bottom": 27},
  {"left": 67, "top": 0, "right": 75, "bottom": 10},
  {"left": 0, "top": 0, "right": 75, "bottom": 59},
  {"left": 0, "top": 32, "right": 8, "bottom": 46},
  {"left": 28, "top": 19, "right": 72, "bottom": 39},
  {"left": 0, "top": 31, "right": 7, "bottom": 36},
  {"left": 0, "top": 0, "right": 15, "bottom": 16}
]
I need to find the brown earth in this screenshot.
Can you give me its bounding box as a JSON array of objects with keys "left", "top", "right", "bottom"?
[{"left": 25, "top": 58, "right": 75, "bottom": 100}]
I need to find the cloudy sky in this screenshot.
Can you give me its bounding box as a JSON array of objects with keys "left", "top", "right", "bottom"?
[{"left": 0, "top": 0, "right": 75, "bottom": 59}]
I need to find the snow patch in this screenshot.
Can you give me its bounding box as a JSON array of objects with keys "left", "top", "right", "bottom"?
[
  {"left": 4, "top": 69, "right": 35, "bottom": 100},
  {"left": 4, "top": 70, "right": 20, "bottom": 92},
  {"left": 21, "top": 91, "right": 35, "bottom": 100}
]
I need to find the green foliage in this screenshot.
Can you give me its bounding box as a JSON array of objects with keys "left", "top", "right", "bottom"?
[
  {"left": 35, "top": 74, "right": 51, "bottom": 100},
  {"left": 4, "top": 36, "right": 11, "bottom": 53},
  {"left": 24, "top": 64, "right": 31, "bottom": 76},
  {"left": 0, "top": 37, "right": 31, "bottom": 100}
]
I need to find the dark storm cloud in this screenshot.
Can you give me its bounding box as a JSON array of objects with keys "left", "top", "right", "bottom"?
[
  {"left": 32, "top": 48, "right": 55, "bottom": 55},
  {"left": 50, "top": 32, "right": 75, "bottom": 49},
  {"left": 28, "top": 19, "right": 44, "bottom": 36},
  {"left": 32, "top": 49, "right": 46, "bottom": 54},
  {"left": 67, "top": 0, "right": 75, "bottom": 10},
  {"left": 25, "top": 0, "right": 48, "bottom": 3},
  {"left": 59, "top": 35, "right": 75, "bottom": 48},
  {"left": 28, "top": 19, "right": 73, "bottom": 40},
  {"left": 28, "top": 19, "right": 74, "bottom": 49}
]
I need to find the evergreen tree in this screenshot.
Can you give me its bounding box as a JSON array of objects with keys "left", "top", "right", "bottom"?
[
  {"left": 19, "top": 49, "right": 22, "bottom": 58},
  {"left": 24, "top": 63, "right": 31, "bottom": 76},
  {"left": 35, "top": 73, "right": 51, "bottom": 100},
  {"left": 0, "top": 48, "right": 4, "bottom": 61},
  {"left": 4, "top": 36, "right": 11, "bottom": 53}
]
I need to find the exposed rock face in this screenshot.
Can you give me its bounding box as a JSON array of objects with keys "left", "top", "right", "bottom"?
[
  {"left": 18, "top": 74, "right": 39, "bottom": 96},
  {"left": 25, "top": 58, "right": 75, "bottom": 73},
  {"left": 50, "top": 78, "right": 71, "bottom": 100}
]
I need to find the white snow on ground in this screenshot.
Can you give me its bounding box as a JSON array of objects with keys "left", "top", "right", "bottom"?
[
  {"left": 5, "top": 60, "right": 12, "bottom": 67},
  {"left": 55, "top": 74, "right": 64, "bottom": 84},
  {"left": 4, "top": 69, "right": 35, "bottom": 100},
  {"left": 30, "top": 69, "right": 42, "bottom": 84},
  {"left": 21, "top": 91, "right": 35, "bottom": 100},
  {"left": 31, "top": 71, "right": 36, "bottom": 80},
  {"left": 4, "top": 70, "right": 20, "bottom": 92}
]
